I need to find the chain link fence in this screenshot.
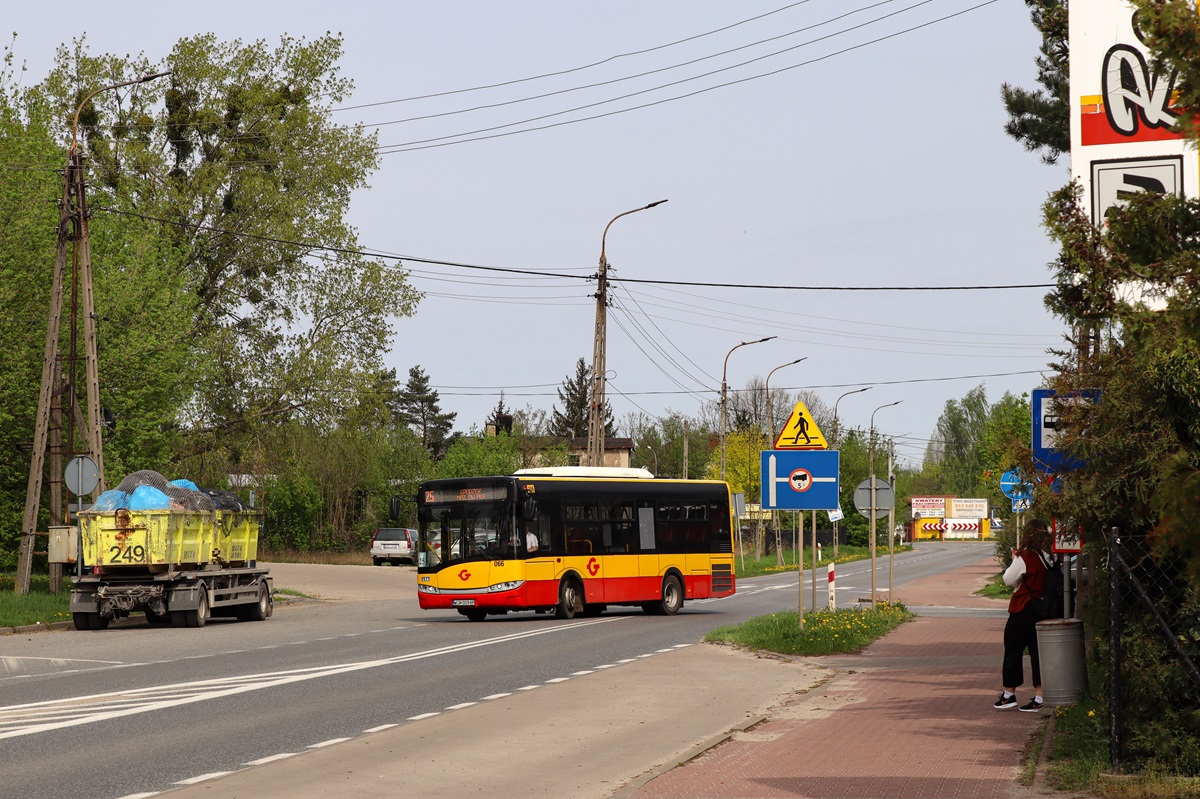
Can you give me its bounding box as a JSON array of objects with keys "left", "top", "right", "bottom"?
[{"left": 1100, "top": 527, "right": 1200, "bottom": 773}]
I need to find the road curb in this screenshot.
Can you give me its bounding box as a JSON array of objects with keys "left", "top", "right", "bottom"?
[{"left": 605, "top": 712, "right": 768, "bottom": 799}]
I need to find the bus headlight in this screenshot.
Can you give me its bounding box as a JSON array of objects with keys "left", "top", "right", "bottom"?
[
  {"left": 488, "top": 581, "right": 524, "bottom": 593},
  {"left": 417, "top": 584, "right": 440, "bottom": 594}
]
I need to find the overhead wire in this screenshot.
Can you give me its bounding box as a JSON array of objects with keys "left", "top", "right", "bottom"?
[
  {"left": 377, "top": 1, "right": 998, "bottom": 154},
  {"left": 331, "top": 0, "right": 820, "bottom": 111},
  {"left": 362, "top": 0, "right": 902, "bottom": 130}
]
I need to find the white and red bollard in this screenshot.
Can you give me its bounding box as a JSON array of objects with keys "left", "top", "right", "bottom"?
[{"left": 827, "top": 562, "right": 836, "bottom": 610}]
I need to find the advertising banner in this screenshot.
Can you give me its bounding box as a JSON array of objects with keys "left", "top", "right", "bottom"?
[
  {"left": 910, "top": 496, "right": 947, "bottom": 520},
  {"left": 951, "top": 498, "right": 989, "bottom": 518}
]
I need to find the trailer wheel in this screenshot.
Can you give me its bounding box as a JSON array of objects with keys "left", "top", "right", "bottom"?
[
  {"left": 184, "top": 586, "right": 209, "bottom": 628},
  {"left": 144, "top": 608, "right": 169, "bottom": 625},
  {"left": 243, "top": 584, "right": 272, "bottom": 622},
  {"left": 73, "top": 612, "right": 107, "bottom": 631}
]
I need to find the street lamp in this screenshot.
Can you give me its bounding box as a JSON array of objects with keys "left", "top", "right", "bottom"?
[
  {"left": 831, "top": 386, "right": 871, "bottom": 558},
  {"left": 869, "top": 400, "right": 902, "bottom": 608},
  {"left": 587, "top": 200, "right": 668, "bottom": 467},
  {"left": 765, "top": 357, "right": 805, "bottom": 567},
  {"left": 645, "top": 445, "right": 659, "bottom": 477},
  {"left": 720, "top": 336, "right": 776, "bottom": 480}
]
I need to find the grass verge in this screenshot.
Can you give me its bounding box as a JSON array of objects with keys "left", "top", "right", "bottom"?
[
  {"left": 0, "top": 573, "right": 71, "bottom": 628},
  {"left": 975, "top": 572, "right": 1013, "bottom": 600},
  {"left": 705, "top": 601, "right": 913, "bottom": 656}
]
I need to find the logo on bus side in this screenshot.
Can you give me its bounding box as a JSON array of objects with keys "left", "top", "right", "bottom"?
[{"left": 587, "top": 557, "right": 600, "bottom": 576}]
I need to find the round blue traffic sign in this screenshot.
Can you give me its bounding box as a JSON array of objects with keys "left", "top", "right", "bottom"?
[{"left": 1000, "top": 470, "right": 1032, "bottom": 500}]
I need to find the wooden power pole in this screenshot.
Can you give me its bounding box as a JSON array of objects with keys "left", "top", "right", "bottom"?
[
  {"left": 15, "top": 144, "right": 107, "bottom": 595},
  {"left": 15, "top": 72, "right": 169, "bottom": 595}
]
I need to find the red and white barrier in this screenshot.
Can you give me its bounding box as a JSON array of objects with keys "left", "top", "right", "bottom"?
[{"left": 827, "top": 562, "right": 836, "bottom": 610}]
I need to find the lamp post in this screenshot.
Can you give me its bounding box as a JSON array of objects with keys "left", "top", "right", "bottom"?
[
  {"left": 646, "top": 445, "right": 658, "bottom": 477},
  {"left": 765, "top": 357, "right": 805, "bottom": 567},
  {"left": 831, "top": 386, "right": 871, "bottom": 558},
  {"left": 720, "top": 336, "right": 776, "bottom": 480},
  {"left": 869, "top": 400, "right": 902, "bottom": 608},
  {"left": 587, "top": 200, "right": 668, "bottom": 467}
]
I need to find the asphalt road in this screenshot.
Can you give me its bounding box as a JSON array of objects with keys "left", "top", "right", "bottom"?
[{"left": 0, "top": 541, "right": 996, "bottom": 799}]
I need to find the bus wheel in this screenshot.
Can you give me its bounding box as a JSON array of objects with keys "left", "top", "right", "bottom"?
[
  {"left": 555, "top": 578, "right": 582, "bottom": 620},
  {"left": 464, "top": 609, "right": 487, "bottom": 622},
  {"left": 650, "top": 575, "right": 683, "bottom": 616}
]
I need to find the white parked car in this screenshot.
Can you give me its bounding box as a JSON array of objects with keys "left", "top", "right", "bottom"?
[{"left": 370, "top": 528, "right": 416, "bottom": 566}]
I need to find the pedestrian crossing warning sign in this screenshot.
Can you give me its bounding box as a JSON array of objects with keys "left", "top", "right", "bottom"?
[{"left": 774, "top": 402, "right": 827, "bottom": 450}]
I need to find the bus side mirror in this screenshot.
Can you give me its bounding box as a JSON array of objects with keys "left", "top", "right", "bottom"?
[
  {"left": 522, "top": 498, "right": 538, "bottom": 521},
  {"left": 389, "top": 495, "right": 402, "bottom": 521}
]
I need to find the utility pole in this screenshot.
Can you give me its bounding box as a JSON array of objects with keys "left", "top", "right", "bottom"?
[
  {"left": 887, "top": 437, "right": 895, "bottom": 599},
  {"left": 682, "top": 420, "right": 689, "bottom": 479},
  {"left": 15, "top": 71, "right": 168, "bottom": 595},
  {"left": 586, "top": 201, "right": 666, "bottom": 467}
]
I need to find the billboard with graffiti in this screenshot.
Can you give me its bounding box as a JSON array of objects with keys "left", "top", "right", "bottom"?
[{"left": 1070, "top": 1, "right": 1196, "bottom": 227}]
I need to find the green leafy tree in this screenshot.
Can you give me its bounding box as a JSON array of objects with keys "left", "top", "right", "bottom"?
[
  {"left": 0, "top": 43, "right": 62, "bottom": 566},
  {"left": 931, "top": 385, "right": 992, "bottom": 497},
  {"left": 29, "top": 33, "right": 421, "bottom": 452},
  {"left": 622, "top": 410, "right": 713, "bottom": 479},
  {"left": 397, "top": 365, "right": 457, "bottom": 457},
  {"left": 1001, "top": 0, "right": 1070, "bottom": 165},
  {"left": 435, "top": 432, "right": 522, "bottom": 479}
]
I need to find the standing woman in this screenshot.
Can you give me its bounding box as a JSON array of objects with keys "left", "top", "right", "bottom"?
[{"left": 994, "top": 520, "right": 1051, "bottom": 712}]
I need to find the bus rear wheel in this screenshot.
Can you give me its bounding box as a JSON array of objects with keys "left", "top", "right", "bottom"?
[
  {"left": 555, "top": 578, "right": 583, "bottom": 620},
  {"left": 644, "top": 574, "right": 683, "bottom": 616}
]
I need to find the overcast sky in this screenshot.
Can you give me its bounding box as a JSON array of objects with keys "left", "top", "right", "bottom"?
[{"left": 9, "top": 1, "right": 1068, "bottom": 467}]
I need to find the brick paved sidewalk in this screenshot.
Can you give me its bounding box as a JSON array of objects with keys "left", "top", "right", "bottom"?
[{"left": 626, "top": 556, "right": 1045, "bottom": 799}]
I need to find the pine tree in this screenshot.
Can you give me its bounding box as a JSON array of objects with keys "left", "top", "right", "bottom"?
[
  {"left": 550, "top": 357, "right": 615, "bottom": 439},
  {"left": 1001, "top": 0, "right": 1070, "bottom": 165},
  {"left": 397, "top": 366, "right": 456, "bottom": 456}
]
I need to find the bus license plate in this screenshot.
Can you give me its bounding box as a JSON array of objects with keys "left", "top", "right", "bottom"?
[{"left": 452, "top": 599, "right": 475, "bottom": 607}]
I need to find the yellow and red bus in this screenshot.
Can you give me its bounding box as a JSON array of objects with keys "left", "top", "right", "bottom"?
[{"left": 413, "top": 467, "right": 735, "bottom": 621}]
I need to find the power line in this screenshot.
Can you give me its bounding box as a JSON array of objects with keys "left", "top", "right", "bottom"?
[
  {"left": 96, "top": 204, "right": 1055, "bottom": 293},
  {"left": 378, "top": 1, "right": 997, "bottom": 154},
  {"left": 363, "top": 1, "right": 902, "bottom": 131},
  {"left": 332, "top": 1, "right": 820, "bottom": 112}
]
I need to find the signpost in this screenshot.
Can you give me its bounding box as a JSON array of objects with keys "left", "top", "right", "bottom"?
[
  {"left": 853, "top": 478, "right": 893, "bottom": 519},
  {"left": 761, "top": 448, "right": 839, "bottom": 635},
  {"left": 760, "top": 450, "right": 840, "bottom": 511}
]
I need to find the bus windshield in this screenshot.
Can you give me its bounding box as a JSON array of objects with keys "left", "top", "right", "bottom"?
[{"left": 418, "top": 499, "right": 516, "bottom": 568}]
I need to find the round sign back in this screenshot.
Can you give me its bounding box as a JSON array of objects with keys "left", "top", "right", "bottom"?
[{"left": 64, "top": 455, "right": 100, "bottom": 496}]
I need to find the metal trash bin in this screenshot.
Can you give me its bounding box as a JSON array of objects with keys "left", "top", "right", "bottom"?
[{"left": 1036, "top": 618, "right": 1088, "bottom": 706}]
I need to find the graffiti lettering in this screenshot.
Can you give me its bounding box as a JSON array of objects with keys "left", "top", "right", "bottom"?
[{"left": 1102, "top": 43, "right": 1177, "bottom": 137}]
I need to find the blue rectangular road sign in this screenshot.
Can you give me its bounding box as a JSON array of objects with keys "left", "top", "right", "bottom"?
[
  {"left": 1032, "top": 388, "right": 1099, "bottom": 473},
  {"left": 760, "top": 450, "right": 840, "bottom": 510}
]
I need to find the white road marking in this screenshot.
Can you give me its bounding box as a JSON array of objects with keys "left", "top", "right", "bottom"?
[
  {"left": 243, "top": 752, "right": 299, "bottom": 765},
  {"left": 0, "top": 617, "right": 621, "bottom": 740},
  {"left": 308, "top": 737, "right": 350, "bottom": 748},
  {"left": 446, "top": 702, "right": 476, "bottom": 710},
  {"left": 363, "top": 724, "right": 398, "bottom": 733},
  {"left": 173, "top": 771, "right": 233, "bottom": 785},
  {"left": 407, "top": 712, "right": 440, "bottom": 720},
  {"left": 481, "top": 693, "right": 511, "bottom": 700}
]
